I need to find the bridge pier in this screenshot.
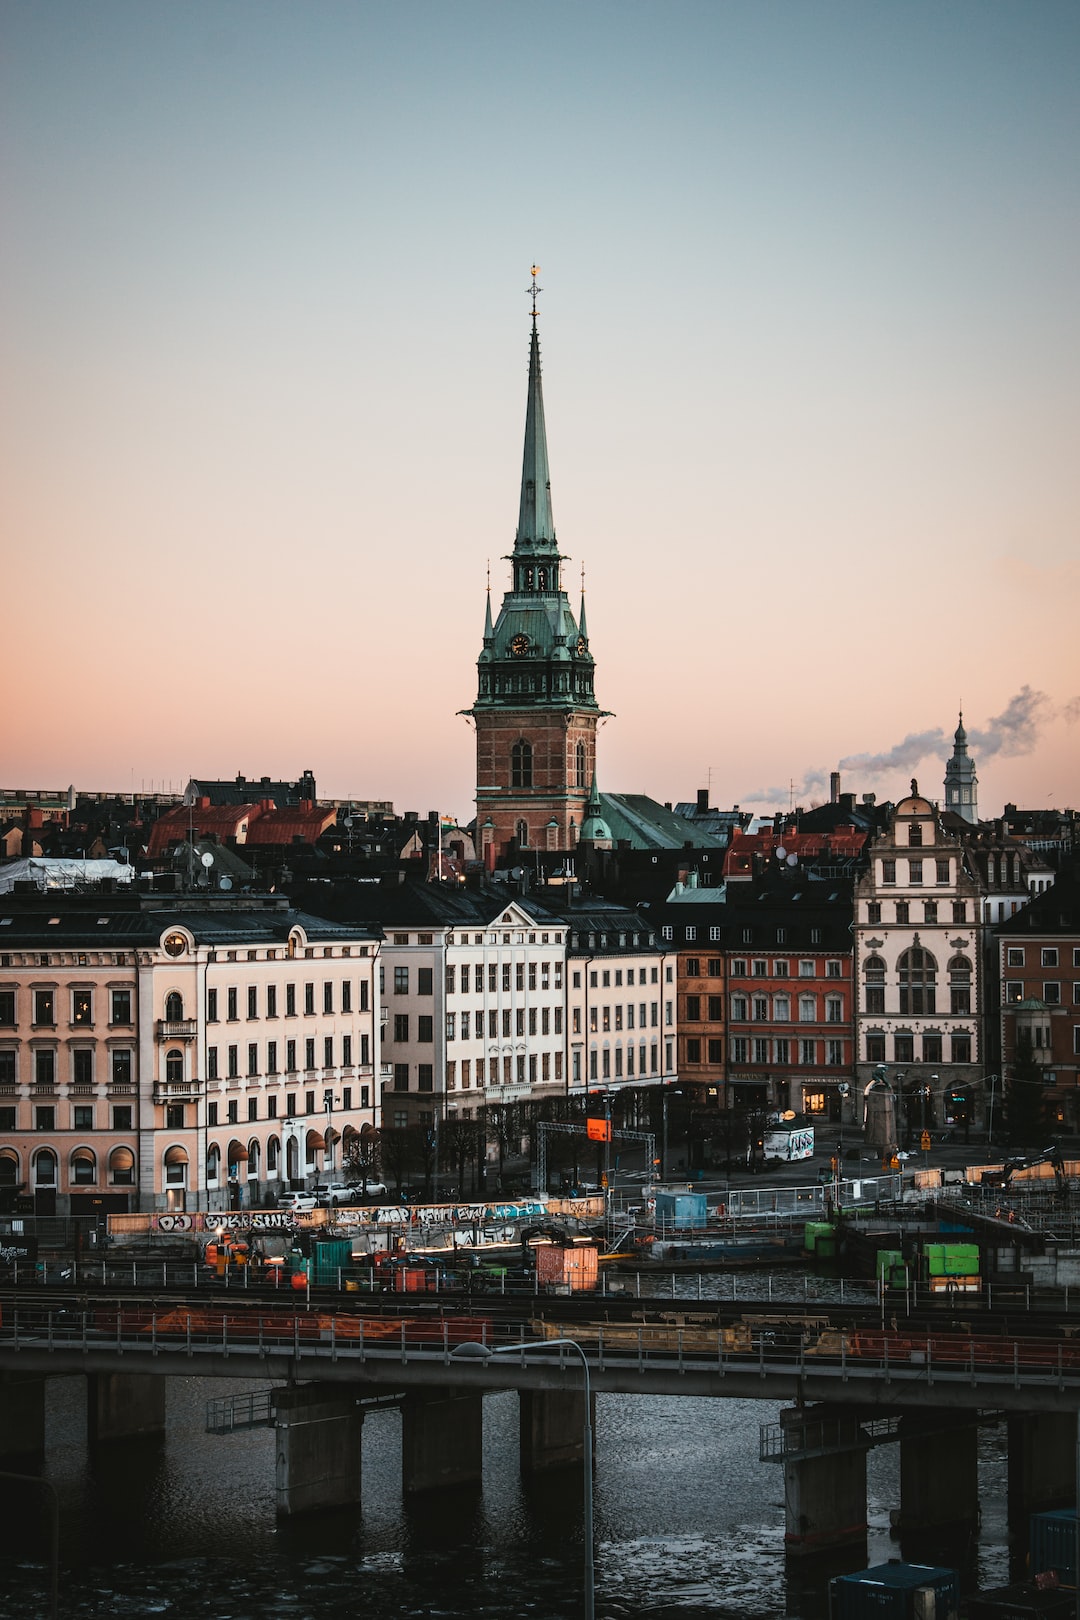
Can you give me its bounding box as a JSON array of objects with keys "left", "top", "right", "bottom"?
[
  {"left": 781, "top": 1405, "right": 868, "bottom": 1558},
  {"left": 88, "top": 1372, "right": 166, "bottom": 1443},
  {"left": 0, "top": 1373, "right": 45, "bottom": 1459},
  {"left": 897, "top": 1415, "right": 979, "bottom": 1532},
  {"left": 519, "top": 1387, "right": 593, "bottom": 1472},
  {"left": 401, "top": 1390, "right": 483, "bottom": 1494},
  {"left": 274, "top": 1385, "right": 363, "bottom": 1516},
  {"left": 1008, "top": 1412, "right": 1077, "bottom": 1528}
]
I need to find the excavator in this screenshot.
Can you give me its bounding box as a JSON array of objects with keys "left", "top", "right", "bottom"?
[{"left": 981, "top": 1145, "right": 1065, "bottom": 1193}]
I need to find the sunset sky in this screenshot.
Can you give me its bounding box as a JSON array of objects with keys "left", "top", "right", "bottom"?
[{"left": 4, "top": 2, "right": 1078, "bottom": 822}]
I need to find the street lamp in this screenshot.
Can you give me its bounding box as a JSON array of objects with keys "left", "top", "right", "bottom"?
[
  {"left": 452, "top": 1337, "right": 594, "bottom": 1620},
  {"left": 836, "top": 1083, "right": 850, "bottom": 1182}
]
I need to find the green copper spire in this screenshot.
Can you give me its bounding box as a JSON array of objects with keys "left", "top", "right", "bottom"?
[
  {"left": 472, "top": 274, "right": 603, "bottom": 717},
  {"left": 516, "top": 271, "right": 557, "bottom": 556}
]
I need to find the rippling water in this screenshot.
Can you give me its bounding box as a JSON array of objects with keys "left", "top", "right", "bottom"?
[{"left": 1, "top": 1272, "right": 1016, "bottom": 1617}]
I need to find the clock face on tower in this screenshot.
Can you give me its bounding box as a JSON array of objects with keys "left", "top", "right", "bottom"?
[
  {"left": 576, "top": 636, "right": 587, "bottom": 655},
  {"left": 510, "top": 634, "right": 530, "bottom": 657}
]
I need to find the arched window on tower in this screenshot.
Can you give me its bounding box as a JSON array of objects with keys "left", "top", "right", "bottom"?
[
  {"left": 898, "top": 947, "right": 937, "bottom": 1015},
  {"left": 862, "top": 955, "right": 886, "bottom": 1015},
  {"left": 511, "top": 739, "right": 533, "bottom": 788},
  {"left": 948, "top": 955, "right": 972, "bottom": 1015},
  {"left": 165, "top": 991, "right": 183, "bottom": 1022},
  {"left": 576, "top": 740, "right": 587, "bottom": 787},
  {"left": 516, "top": 820, "right": 529, "bottom": 848}
]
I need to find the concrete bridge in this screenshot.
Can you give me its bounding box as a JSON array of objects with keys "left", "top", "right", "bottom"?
[{"left": 2, "top": 1293, "right": 1078, "bottom": 1553}]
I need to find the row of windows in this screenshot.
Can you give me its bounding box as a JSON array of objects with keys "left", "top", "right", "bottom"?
[
  {"left": 447, "top": 1007, "right": 564, "bottom": 1040},
  {"left": 0, "top": 1145, "right": 135, "bottom": 1188},
  {"left": 1006, "top": 947, "right": 1080, "bottom": 968},
  {"left": 441, "top": 962, "right": 566, "bottom": 994},
  {"left": 580, "top": 1042, "right": 668, "bottom": 1083},
  {"left": 206, "top": 1082, "right": 369, "bottom": 1125},
  {"left": 206, "top": 1034, "right": 370, "bottom": 1079},
  {"left": 866, "top": 1033, "right": 972, "bottom": 1064},
  {"left": 729, "top": 1037, "right": 847, "bottom": 1066},
  {"left": 863, "top": 952, "right": 971, "bottom": 1016},
  {"left": 684, "top": 958, "right": 723, "bottom": 979},
  {"left": 0, "top": 1049, "right": 133, "bottom": 1086},
  {"left": 1, "top": 1103, "right": 135, "bottom": 1134},
  {"left": 729, "top": 994, "right": 846, "bottom": 1023},
  {"left": 684, "top": 1038, "right": 724, "bottom": 1065},
  {"left": 880, "top": 858, "right": 952, "bottom": 886},
  {"left": 1003, "top": 982, "right": 1080, "bottom": 1006},
  {"left": 208, "top": 979, "right": 370, "bottom": 1021},
  {"left": 574, "top": 1002, "right": 663, "bottom": 1034},
  {"left": 866, "top": 900, "right": 968, "bottom": 925},
  {"left": 0, "top": 988, "right": 133, "bottom": 1028},
  {"left": 728, "top": 959, "right": 845, "bottom": 980},
  {"left": 446, "top": 1051, "right": 566, "bottom": 1089}
]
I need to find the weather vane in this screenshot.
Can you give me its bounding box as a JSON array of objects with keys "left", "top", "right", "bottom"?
[{"left": 528, "top": 265, "right": 542, "bottom": 316}]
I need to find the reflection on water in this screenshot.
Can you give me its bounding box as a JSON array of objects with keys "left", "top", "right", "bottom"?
[{"left": 0, "top": 1271, "right": 1015, "bottom": 1617}]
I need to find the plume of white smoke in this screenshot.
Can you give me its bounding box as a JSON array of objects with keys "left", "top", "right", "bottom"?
[
  {"left": 739, "top": 687, "right": 1055, "bottom": 807},
  {"left": 965, "top": 686, "right": 1048, "bottom": 759}
]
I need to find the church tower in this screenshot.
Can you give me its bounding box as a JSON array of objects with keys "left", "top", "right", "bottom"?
[
  {"left": 471, "top": 272, "right": 603, "bottom": 862},
  {"left": 944, "top": 712, "right": 979, "bottom": 824}
]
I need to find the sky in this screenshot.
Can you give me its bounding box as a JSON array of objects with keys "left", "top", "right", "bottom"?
[{"left": 3, "top": 1, "right": 1079, "bottom": 823}]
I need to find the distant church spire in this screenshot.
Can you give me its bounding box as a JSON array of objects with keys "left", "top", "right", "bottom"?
[
  {"left": 516, "top": 267, "right": 557, "bottom": 554},
  {"left": 944, "top": 709, "right": 979, "bottom": 824}
]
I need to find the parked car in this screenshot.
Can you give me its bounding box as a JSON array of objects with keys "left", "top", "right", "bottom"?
[
  {"left": 316, "top": 1180, "right": 389, "bottom": 1206},
  {"left": 321, "top": 1182, "right": 358, "bottom": 1207},
  {"left": 278, "top": 1190, "right": 318, "bottom": 1212}
]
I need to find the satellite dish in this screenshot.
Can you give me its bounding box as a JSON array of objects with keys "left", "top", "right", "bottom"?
[
  {"left": 344, "top": 817, "right": 353, "bottom": 828},
  {"left": 775, "top": 846, "right": 787, "bottom": 861},
  {"left": 786, "top": 853, "right": 798, "bottom": 866},
  {"left": 218, "top": 876, "right": 233, "bottom": 891},
  {"left": 511, "top": 867, "right": 524, "bottom": 879},
  {"left": 200, "top": 851, "right": 214, "bottom": 868}
]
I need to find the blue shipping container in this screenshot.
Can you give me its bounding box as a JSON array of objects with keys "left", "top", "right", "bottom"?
[
  {"left": 830, "top": 1561, "right": 960, "bottom": 1620},
  {"left": 1029, "top": 1509, "right": 1077, "bottom": 1588},
  {"left": 653, "top": 1192, "right": 707, "bottom": 1229}
]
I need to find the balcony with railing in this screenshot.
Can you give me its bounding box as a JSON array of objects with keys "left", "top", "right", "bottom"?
[{"left": 157, "top": 1019, "right": 198, "bottom": 1040}]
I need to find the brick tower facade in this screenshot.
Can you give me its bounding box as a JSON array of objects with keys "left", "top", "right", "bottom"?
[{"left": 470, "top": 281, "right": 603, "bottom": 863}]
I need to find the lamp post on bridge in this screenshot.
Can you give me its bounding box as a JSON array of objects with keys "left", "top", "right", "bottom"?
[{"left": 452, "top": 1337, "right": 594, "bottom": 1620}]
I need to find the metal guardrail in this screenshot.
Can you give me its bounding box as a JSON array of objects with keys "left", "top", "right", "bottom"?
[
  {"left": 206, "top": 1388, "right": 273, "bottom": 1433},
  {"left": 5, "top": 1303, "right": 1080, "bottom": 1404}
]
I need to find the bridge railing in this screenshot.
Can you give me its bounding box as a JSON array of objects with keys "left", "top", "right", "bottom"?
[{"left": 5, "top": 1301, "right": 1080, "bottom": 1396}]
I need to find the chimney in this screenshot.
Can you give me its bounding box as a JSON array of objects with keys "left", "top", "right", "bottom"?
[
  {"left": 697, "top": 788, "right": 709, "bottom": 812},
  {"left": 830, "top": 771, "right": 841, "bottom": 803}
]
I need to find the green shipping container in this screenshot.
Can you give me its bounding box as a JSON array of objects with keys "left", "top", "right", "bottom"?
[
  {"left": 313, "top": 1237, "right": 353, "bottom": 1285},
  {"left": 806, "top": 1218, "right": 835, "bottom": 1257}
]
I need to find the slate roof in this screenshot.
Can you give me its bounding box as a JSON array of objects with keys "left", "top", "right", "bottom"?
[
  {"left": 0, "top": 893, "right": 381, "bottom": 948},
  {"left": 598, "top": 794, "right": 728, "bottom": 851}
]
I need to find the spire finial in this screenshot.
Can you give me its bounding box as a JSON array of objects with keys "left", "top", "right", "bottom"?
[{"left": 528, "top": 264, "right": 542, "bottom": 318}]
